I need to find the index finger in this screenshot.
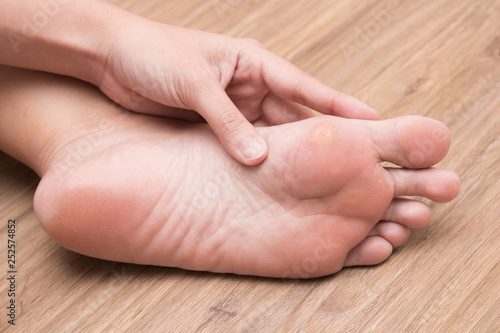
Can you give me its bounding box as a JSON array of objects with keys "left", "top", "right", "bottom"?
[{"left": 259, "top": 50, "right": 379, "bottom": 120}]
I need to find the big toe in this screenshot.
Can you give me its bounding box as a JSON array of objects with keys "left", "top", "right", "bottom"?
[{"left": 370, "top": 116, "right": 451, "bottom": 169}]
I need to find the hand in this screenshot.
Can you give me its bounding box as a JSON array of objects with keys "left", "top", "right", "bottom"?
[{"left": 98, "top": 19, "right": 379, "bottom": 165}]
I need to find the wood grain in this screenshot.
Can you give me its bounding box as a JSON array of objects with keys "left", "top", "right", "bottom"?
[{"left": 1, "top": 0, "right": 499, "bottom": 331}]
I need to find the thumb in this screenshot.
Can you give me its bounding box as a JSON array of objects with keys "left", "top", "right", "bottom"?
[{"left": 193, "top": 85, "right": 268, "bottom": 166}]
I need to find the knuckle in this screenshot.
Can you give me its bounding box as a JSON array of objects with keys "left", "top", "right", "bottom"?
[
  {"left": 292, "top": 81, "right": 308, "bottom": 104},
  {"left": 327, "top": 93, "right": 341, "bottom": 111},
  {"left": 219, "top": 110, "right": 246, "bottom": 138}
]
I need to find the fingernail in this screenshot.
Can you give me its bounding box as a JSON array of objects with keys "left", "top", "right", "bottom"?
[{"left": 240, "top": 137, "right": 267, "bottom": 162}]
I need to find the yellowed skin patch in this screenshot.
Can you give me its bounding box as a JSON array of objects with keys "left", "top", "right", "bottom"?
[
  {"left": 309, "top": 123, "right": 335, "bottom": 145},
  {"left": 342, "top": 186, "right": 365, "bottom": 206}
]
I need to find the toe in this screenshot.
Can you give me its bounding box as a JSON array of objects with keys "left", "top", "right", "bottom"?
[
  {"left": 368, "top": 222, "right": 410, "bottom": 247},
  {"left": 388, "top": 168, "right": 461, "bottom": 202},
  {"left": 369, "top": 116, "right": 451, "bottom": 169},
  {"left": 344, "top": 236, "right": 393, "bottom": 267},
  {"left": 381, "top": 198, "right": 432, "bottom": 229}
]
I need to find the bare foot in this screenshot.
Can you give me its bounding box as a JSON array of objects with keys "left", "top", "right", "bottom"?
[{"left": 0, "top": 66, "right": 460, "bottom": 278}]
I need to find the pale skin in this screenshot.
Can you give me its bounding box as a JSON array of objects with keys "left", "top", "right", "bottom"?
[
  {"left": 0, "top": 66, "right": 460, "bottom": 278},
  {"left": 0, "top": 0, "right": 379, "bottom": 166}
]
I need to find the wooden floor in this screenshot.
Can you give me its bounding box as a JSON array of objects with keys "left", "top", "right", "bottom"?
[{"left": 1, "top": 0, "right": 499, "bottom": 331}]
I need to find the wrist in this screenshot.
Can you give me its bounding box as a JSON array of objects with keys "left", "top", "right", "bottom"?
[{"left": 0, "top": 0, "right": 125, "bottom": 86}]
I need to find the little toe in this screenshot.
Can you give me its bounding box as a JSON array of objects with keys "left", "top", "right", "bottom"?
[
  {"left": 368, "top": 222, "right": 410, "bottom": 248},
  {"left": 369, "top": 116, "right": 451, "bottom": 169},
  {"left": 381, "top": 198, "right": 432, "bottom": 229},
  {"left": 389, "top": 167, "right": 461, "bottom": 202},
  {"left": 344, "top": 236, "right": 393, "bottom": 267}
]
